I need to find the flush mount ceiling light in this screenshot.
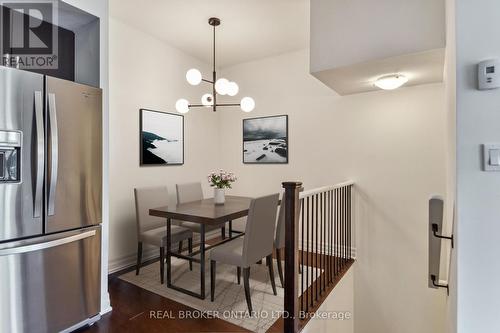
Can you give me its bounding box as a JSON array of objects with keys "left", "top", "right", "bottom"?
[
  {"left": 374, "top": 74, "right": 409, "bottom": 90},
  {"left": 176, "top": 17, "right": 255, "bottom": 113}
]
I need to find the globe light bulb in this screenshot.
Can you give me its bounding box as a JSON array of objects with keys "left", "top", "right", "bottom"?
[
  {"left": 186, "top": 68, "right": 202, "bottom": 86},
  {"left": 201, "top": 93, "right": 213, "bottom": 107},
  {"left": 240, "top": 97, "right": 255, "bottom": 112},
  {"left": 175, "top": 99, "right": 190, "bottom": 113},
  {"left": 227, "top": 81, "right": 239, "bottom": 96},
  {"left": 374, "top": 74, "right": 408, "bottom": 90},
  {"left": 215, "top": 78, "right": 229, "bottom": 95}
]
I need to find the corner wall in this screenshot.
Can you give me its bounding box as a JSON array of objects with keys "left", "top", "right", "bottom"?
[
  {"left": 218, "top": 49, "right": 447, "bottom": 333},
  {"left": 455, "top": 0, "right": 500, "bottom": 331},
  {"left": 63, "top": 0, "right": 110, "bottom": 314}
]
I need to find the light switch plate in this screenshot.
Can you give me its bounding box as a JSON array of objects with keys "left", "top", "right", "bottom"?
[{"left": 483, "top": 144, "right": 500, "bottom": 171}]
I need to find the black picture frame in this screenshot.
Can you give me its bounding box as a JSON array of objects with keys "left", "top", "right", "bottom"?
[
  {"left": 242, "top": 115, "right": 289, "bottom": 164},
  {"left": 140, "top": 109, "right": 184, "bottom": 166}
]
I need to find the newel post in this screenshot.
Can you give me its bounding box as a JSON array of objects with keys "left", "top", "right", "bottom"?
[{"left": 282, "top": 181, "right": 302, "bottom": 333}]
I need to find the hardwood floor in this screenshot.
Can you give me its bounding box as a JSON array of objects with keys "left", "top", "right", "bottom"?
[
  {"left": 76, "top": 239, "right": 353, "bottom": 333},
  {"left": 77, "top": 273, "right": 250, "bottom": 333}
]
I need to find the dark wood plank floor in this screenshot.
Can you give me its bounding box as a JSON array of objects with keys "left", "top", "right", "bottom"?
[
  {"left": 77, "top": 273, "right": 250, "bottom": 333},
  {"left": 76, "top": 240, "right": 353, "bottom": 333}
]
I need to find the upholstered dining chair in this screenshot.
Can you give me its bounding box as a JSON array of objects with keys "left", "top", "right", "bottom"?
[
  {"left": 134, "top": 186, "right": 193, "bottom": 284},
  {"left": 274, "top": 194, "right": 286, "bottom": 288},
  {"left": 176, "top": 182, "right": 227, "bottom": 238},
  {"left": 274, "top": 194, "right": 302, "bottom": 288},
  {"left": 210, "top": 193, "right": 280, "bottom": 313}
]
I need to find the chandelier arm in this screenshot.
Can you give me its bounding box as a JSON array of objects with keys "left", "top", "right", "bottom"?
[
  {"left": 188, "top": 103, "right": 241, "bottom": 108},
  {"left": 202, "top": 78, "right": 214, "bottom": 84}
]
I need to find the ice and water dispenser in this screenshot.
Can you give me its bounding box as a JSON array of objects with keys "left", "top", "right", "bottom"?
[{"left": 0, "top": 131, "right": 21, "bottom": 182}]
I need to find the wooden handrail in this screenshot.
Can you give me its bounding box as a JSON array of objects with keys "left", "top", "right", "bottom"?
[{"left": 299, "top": 181, "right": 354, "bottom": 199}]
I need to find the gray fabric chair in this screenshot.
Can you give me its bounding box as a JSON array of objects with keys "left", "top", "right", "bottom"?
[
  {"left": 210, "top": 193, "right": 280, "bottom": 313},
  {"left": 176, "top": 182, "right": 227, "bottom": 238},
  {"left": 275, "top": 194, "right": 286, "bottom": 288},
  {"left": 134, "top": 186, "right": 193, "bottom": 284}
]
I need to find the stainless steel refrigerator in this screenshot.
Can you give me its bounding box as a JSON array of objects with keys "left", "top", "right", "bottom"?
[{"left": 0, "top": 66, "right": 102, "bottom": 333}]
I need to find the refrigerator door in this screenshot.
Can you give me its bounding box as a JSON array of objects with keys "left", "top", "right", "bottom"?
[
  {"left": 0, "top": 67, "right": 44, "bottom": 242},
  {"left": 0, "top": 225, "right": 101, "bottom": 333},
  {"left": 45, "top": 77, "right": 102, "bottom": 233}
]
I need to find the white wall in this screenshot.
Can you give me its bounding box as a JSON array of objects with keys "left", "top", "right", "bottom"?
[
  {"left": 455, "top": 0, "right": 500, "bottom": 331},
  {"left": 444, "top": 0, "right": 457, "bottom": 332},
  {"left": 62, "top": 0, "right": 110, "bottom": 315},
  {"left": 108, "top": 18, "right": 220, "bottom": 271},
  {"left": 218, "top": 50, "right": 447, "bottom": 333}
]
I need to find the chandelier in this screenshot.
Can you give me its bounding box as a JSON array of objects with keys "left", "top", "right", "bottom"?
[{"left": 175, "top": 17, "right": 255, "bottom": 114}]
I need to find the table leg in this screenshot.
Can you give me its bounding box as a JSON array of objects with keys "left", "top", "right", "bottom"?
[
  {"left": 166, "top": 218, "right": 172, "bottom": 287},
  {"left": 200, "top": 224, "right": 206, "bottom": 299},
  {"left": 229, "top": 220, "right": 233, "bottom": 238}
]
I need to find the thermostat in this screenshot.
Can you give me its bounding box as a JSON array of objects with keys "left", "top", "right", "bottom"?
[{"left": 478, "top": 59, "right": 500, "bottom": 90}]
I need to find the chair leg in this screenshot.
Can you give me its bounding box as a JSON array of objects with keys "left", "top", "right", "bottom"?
[
  {"left": 243, "top": 267, "right": 253, "bottom": 314},
  {"left": 276, "top": 249, "right": 284, "bottom": 288},
  {"left": 160, "top": 247, "right": 165, "bottom": 284},
  {"left": 178, "top": 240, "right": 183, "bottom": 253},
  {"left": 136, "top": 242, "right": 143, "bottom": 275},
  {"left": 237, "top": 267, "right": 241, "bottom": 285},
  {"left": 221, "top": 226, "right": 226, "bottom": 240},
  {"left": 266, "top": 255, "right": 277, "bottom": 296},
  {"left": 210, "top": 260, "right": 216, "bottom": 302},
  {"left": 188, "top": 237, "right": 193, "bottom": 271}
]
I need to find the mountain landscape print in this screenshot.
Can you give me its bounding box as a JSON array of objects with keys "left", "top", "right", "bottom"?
[
  {"left": 140, "top": 109, "right": 184, "bottom": 165},
  {"left": 243, "top": 115, "right": 288, "bottom": 164}
]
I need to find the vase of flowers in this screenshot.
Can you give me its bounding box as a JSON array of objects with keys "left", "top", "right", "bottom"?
[{"left": 208, "top": 170, "right": 237, "bottom": 205}]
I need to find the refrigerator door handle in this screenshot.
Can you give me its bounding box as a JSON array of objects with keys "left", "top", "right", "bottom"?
[
  {"left": 48, "top": 93, "right": 59, "bottom": 216},
  {"left": 34, "top": 91, "right": 44, "bottom": 218},
  {"left": 0, "top": 230, "right": 96, "bottom": 256}
]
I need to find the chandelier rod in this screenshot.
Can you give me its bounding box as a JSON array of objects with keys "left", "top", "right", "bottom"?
[{"left": 212, "top": 21, "right": 217, "bottom": 112}]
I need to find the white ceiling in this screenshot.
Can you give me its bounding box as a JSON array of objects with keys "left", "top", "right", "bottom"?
[{"left": 110, "top": 0, "right": 310, "bottom": 68}]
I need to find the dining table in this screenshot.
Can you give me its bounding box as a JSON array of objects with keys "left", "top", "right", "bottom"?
[{"left": 149, "top": 195, "right": 252, "bottom": 299}]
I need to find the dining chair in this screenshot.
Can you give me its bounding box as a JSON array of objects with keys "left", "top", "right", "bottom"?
[
  {"left": 210, "top": 193, "right": 280, "bottom": 313},
  {"left": 274, "top": 194, "right": 302, "bottom": 288},
  {"left": 134, "top": 186, "right": 193, "bottom": 284},
  {"left": 274, "top": 194, "right": 286, "bottom": 288},
  {"left": 176, "top": 182, "right": 227, "bottom": 238}
]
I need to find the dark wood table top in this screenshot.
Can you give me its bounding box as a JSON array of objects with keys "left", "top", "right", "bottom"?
[{"left": 149, "top": 196, "right": 253, "bottom": 225}]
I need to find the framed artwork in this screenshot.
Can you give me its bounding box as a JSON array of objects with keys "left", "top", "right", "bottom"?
[
  {"left": 243, "top": 115, "right": 288, "bottom": 164},
  {"left": 140, "top": 109, "right": 184, "bottom": 166}
]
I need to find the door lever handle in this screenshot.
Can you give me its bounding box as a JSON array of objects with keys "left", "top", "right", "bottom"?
[
  {"left": 432, "top": 223, "right": 454, "bottom": 248},
  {"left": 430, "top": 274, "right": 449, "bottom": 295}
]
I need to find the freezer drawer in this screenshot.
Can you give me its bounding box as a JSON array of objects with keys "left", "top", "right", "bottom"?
[{"left": 0, "top": 226, "right": 101, "bottom": 333}]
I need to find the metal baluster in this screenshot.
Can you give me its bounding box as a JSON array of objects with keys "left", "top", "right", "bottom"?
[
  {"left": 315, "top": 193, "right": 319, "bottom": 302},
  {"left": 336, "top": 188, "right": 340, "bottom": 275},
  {"left": 348, "top": 186, "right": 351, "bottom": 260},
  {"left": 329, "top": 190, "right": 333, "bottom": 283},
  {"left": 310, "top": 196, "right": 314, "bottom": 308},
  {"left": 319, "top": 192, "right": 323, "bottom": 295},
  {"left": 342, "top": 187, "right": 346, "bottom": 266},
  {"left": 302, "top": 197, "right": 311, "bottom": 312},
  {"left": 301, "top": 198, "right": 305, "bottom": 313},
  {"left": 322, "top": 191, "right": 326, "bottom": 292}
]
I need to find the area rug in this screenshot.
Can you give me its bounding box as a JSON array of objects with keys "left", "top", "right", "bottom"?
[{"left": 119, "top": 256, "right": 320, "bottom": 332}]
